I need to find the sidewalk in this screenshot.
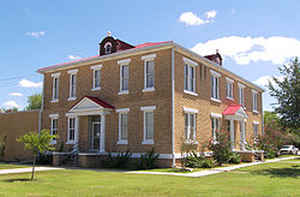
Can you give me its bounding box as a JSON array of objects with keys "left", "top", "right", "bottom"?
[
  {"left": 0, "top": 167, "right": 64, "bottom": 175},
  {"left": 127, "top": 156, "right": 299, "bottom": 178}
]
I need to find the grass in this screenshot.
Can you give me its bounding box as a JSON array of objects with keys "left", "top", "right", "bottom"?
[
  {"left": 0, "top": 159, "right": 299, "bottom": 197},
  {"left": 0, "top": 163, "right": 29, "bottom": 170}
]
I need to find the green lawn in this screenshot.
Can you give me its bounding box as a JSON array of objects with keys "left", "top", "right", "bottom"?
[
  {"left": 0, "top": 159, "right": 299, "bottom": 197},
  {"left": 0, "top": 163, "right": 29, "bottom": 170}
]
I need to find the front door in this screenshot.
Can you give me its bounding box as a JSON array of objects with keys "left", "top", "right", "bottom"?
[{"left": 89, "top": 116, "right": 101, "bottom": 151}]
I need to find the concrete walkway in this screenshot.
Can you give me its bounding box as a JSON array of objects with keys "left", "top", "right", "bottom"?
[
  {"left": 0, "top": 167, "right": 64, "bottom": 175},
  {"left": 128, "top": 156, "right": 300, "bottom": 178}
]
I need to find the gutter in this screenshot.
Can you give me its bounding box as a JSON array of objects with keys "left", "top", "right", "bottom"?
[{"left": 171, "top": 48, "right": 175, "bottom": 167}]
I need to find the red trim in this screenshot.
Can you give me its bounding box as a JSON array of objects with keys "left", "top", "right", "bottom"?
[
  {"left": 70, "top": 96, "right": 115, "bottom": 110},
  {"left": 134, "top": 41, "right": 171, "bottom": 49}
]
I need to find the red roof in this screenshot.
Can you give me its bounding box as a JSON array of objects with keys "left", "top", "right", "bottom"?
[
  {"left": 71, "top": 96, "right": 115, "bottom": 110},
  {"left": 222, "top": 104, "right": 242, "bottom": 115},
  {"left": 37, "top": 41, "right": 171, "bottom": 73}
]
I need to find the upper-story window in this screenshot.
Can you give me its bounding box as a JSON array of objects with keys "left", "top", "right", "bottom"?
[
  {"left": 116, "top": 108, "right": 129, "bottom": 144},
  {"left": 226, "top": 77, "right": 234, "bottom": 100},
  {"left": 117, "top": 59, "right": 131, "bottom": 95},
  {"left": 183, "top": 57, "right": 198, "bottom": 96},
  {"left": 104, "top": 42, "right": 112, "bottom": 55},
  {"left": 252, "top": 90, "right": 258, "bottom": 113},
  {"left": 68, "top": 69, "right": 78, "bottom": 101},
  {"left": 141, "top": 106, "right": 156, "bottom": 144},
  {"left": 238, "top": 83, "right": 245, "bottom": 106},
  {"left": 51, "top": 72, "right": 60, "bottom": 102},
  {"left": 91, "top": 65, "right": 102, "bottom": 91},
  {"left": 210, "top": 70, "right": 221, "bottom": 102},
  {"left": 142, "top": 54, "right": 156, "bottom": 92},
  {"left": 183, "top": 107, "right": 198, "bottom": 143}
]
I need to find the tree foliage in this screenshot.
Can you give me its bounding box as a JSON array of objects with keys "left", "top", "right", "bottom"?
[
  {"left": 17, "top": 129, "right": 55, "bottom": 180},
  {"left": 25, "top": 94, "right": 42, "bottom": 111},
  {"left": 268, "top": 58, "right": 300, "bottom": 132}
]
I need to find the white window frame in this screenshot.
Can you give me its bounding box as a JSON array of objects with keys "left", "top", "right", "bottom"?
[
  {"left": 211, "top": 115, "right": 221, "bottom": 142},
  {"left": 210, "top": 70, "right": 221, "bottom": 103},
  {"left": 49, "top": 114, "right": 59, "bottom": 144},
  {"left": 91, "top": 65, "right": 102, "bottom": 91},
  {"left": 104, "top": 42, "right": 112, "bottom": 55},
  {"left": 183, "top": 107, "right": 198, "bottom": 144},
  {"left": 67, "top": 116, "right": 78, "bottom": 144},
  {"left": 142, "top": 54, "right": 156, "bottom": 92},
  {"left": 116, "top": 108, "right": 129, "bottom": 144},
  {"left": 51, "top": 72, "right": 60, "bottom": 103},
  {"left": 141, "top": 106, "right": 156, "bottom": 144},
  {"left": 253, "top": 121, "right": 259, "bottom": 137},
  {"left": 183, "top": 57, "right": 198, "bottom": 96},
  {"left": 118, "top": 59, "right": 131, "bottom": 95},
  {"left": 252, "top": 90, "right": 258, "bottom": 113},
  {"left": 67, "top": 69, "right": 78, "bottom": 101},
  {"left": 238, "top": 83, "right": 245, "bottom": 106},
  {"left": 226, "top": 77, "right": 234, "bottom": 100}
]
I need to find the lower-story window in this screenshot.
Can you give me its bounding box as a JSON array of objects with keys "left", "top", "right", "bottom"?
[
  {"left": 211, "top": 117, "right": 220, "bottom": 141},
  {"left": 49, "top": 114, "right": 59, "bottom": 144},
  {"left": 141, "top": 106, "right": 156, "bottom": 144},
  {"left": 184, "top": 113, "right": 196, "bottom": 141},
  {"left": 253, "top": 122, "right": 259, "bottom": 138},
  {"left": 116, "top": 108, "right": 129, "bottom": 144},
  {"left": 67, "top": 117, "right": 76, "bottom": 143}
]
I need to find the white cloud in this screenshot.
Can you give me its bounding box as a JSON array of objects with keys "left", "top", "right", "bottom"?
[
  {"left": 191, "top": 36, "right": 300, "bottom": 65},
  {"left": 205, "top": 10, "right": 217, "bottom": 19},
  {"left": 2, "top": 101, "right": 20, "bottom": 109},
  {"left": 19, "top": 79, "right": 42, "bottom": 88},
  {"left": 68, "top": 55, "right": 81, "bottom": 60},
  {"left": 9, "top": 92, "right": 23, "bottom": 97},
  {"left": 179, "top": 10, "right": 216, "bottom": 26},
  {"left": 25, "top": 31, "right": 45, "bottom": 38},
  {"left": 253, "top": 75, "right": 284, "bottom": 88}
]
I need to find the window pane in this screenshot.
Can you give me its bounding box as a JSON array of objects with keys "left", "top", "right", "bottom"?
[
  {"left": 184, "top": 113, "right": 188, "bottom": 139},
  {"left": 145, "top": 112, "right": 154, "bottom": 140},
  {"left": 95, "top": 70, "right": 101, "bottom": 88},
  {"left": 184, "top": 64, "right": 188, "bottom": 90},
  {"left": 146, "top": 61, "right": 154, "bottom": 88},
  {"left": 120, "top": 113, "right": 128, "bottom": 140}
]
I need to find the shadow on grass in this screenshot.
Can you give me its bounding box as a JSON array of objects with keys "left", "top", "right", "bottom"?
[
  {"left": 251, "top": 166, "right": 300, "bottom": 178},
  {"left": 2, "top": 178, "right": 33, "bottom": 183}
]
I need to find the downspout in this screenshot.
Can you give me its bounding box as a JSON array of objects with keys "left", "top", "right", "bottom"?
[
  {"left": 261, "top": 93, "right": 264, "bottom": 136},
  {"left": 38, "top": 75, "right": 45, "bottom": 134},
  {"left": 171, "top": 48, "right": 176, "bottom": 167}
]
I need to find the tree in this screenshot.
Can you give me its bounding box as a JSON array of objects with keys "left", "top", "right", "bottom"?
[
  {"left": 17, "top": 129, "right": 55, "bottom": 181},
  {"left": 25, "top": 94, "right": 42, "bottom": 111},
  {"left": 264, "top": 111, "right": 281, "bottom": 130},
  {"left": 269, "top": 57, "right": 300, "bottom": 132}
]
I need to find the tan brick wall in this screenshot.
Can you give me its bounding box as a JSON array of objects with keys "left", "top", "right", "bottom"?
[
  {"left": 0, "top": 111, "right": 39, "bottom": 161},
  {"left": 42, "top": 49, "right": 173, "bottom": 155},
  {"left": 173, "top": 51, "right": 263, "bottom": 153}
]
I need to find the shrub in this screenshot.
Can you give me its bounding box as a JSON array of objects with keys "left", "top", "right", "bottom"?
[
  {"left": 136, "top": 148, "right": 160, "bottom": 170},
  {"left": 183, "top": 151, "right": 216, "bottom": 168},
  {"left": 104, "top": 151, "right": 132, "bottom": 169},
  {"left": 229, "top": 152, "right": 241, "bottom": 164},
  {"left": 0, "top": 136, "right": 7, "bottom": 160},
  {"left": 37, "top": 153, "right": 53, "bottom": 165}
]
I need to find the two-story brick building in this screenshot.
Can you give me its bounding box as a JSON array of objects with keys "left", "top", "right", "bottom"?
[{"left": 37, "top": 33, "right": 264, "bottom": 167}]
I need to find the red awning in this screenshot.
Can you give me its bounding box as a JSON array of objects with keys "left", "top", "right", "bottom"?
[{"left": 222, "top": 104, "right": 243, "bottom": 115}]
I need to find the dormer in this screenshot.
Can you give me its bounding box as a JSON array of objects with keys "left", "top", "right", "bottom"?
[
  {"left": 204, "top": 49, "right": 223, "bottom": 66},
  {"left": 99, "top": 32, "right": 134, "bottom": 56}
]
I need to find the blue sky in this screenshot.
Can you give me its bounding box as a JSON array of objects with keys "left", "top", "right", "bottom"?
[{"left": 1, "top": 0, "right": 300, "bottom": 111}]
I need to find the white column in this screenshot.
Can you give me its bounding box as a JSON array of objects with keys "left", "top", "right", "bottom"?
[
  {"left": 100, "top": 114, "right": 106, "bottom": 152},
  {"left": 230, "top": 119, "right": 235, "bottom": 150},
  {"left": 75, "top": 116, "right": 79, "bottom": 143}
]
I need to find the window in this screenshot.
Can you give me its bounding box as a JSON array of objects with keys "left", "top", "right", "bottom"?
[
  {"left": 238, "top": 83, "right": 245, "bottom": 106},
  {"left": 211, "top": 117, "right": 221, "bottom": 141},
  {"left": 67, "top": 117, "right": 76, "bottom": 143},
  {"left": 252, "top": 90, "right": 258, "bottom": 112},
  {"left": 141, "top": 106, "right": 156, "bottom": 144},
  {"left": 49, "top": 114, "right": 58, "bottom": 144},
  {"left": 253, "top": 122, "right": 259, "bottom": 137},
  {"left": 183, "top": 57, "right": 198, "bottom": 95},
  {"left": 142, "top": 54, "right": 156, "bottom": 92},
  {"left": 51, "top": 73, "right": 60, "bottom": 102},
  {"left": 91, "top": 65, "right": 102, "bottom": 91},
  {"left": 183, "top": 107, "right": 198, "bottom": 143},
  {"left": 118, "top": 58, "right": 131, "bottom": 94},
  {"left": 116, "top": 108, "right": 129, "bottom": 144},
  {"left": 104, "top": 42, "right": 112, "bottom": 55},
  {"left": 210, "top": 70, "right": 221, "bottom": 101},
  {"left": 68, "top": 69, "right": 78, "bottom": 100},
  {"left": 226, "top": 77, "right": 234, "bottom": 100}
]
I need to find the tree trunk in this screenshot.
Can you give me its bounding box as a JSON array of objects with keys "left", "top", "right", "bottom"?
[{"left": 31, "top": 154, "right": 36, "bottom": 181}]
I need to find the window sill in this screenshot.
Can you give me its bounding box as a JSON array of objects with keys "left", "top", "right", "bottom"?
[
  {"left": 184, "top": 90, "right": 198, "bottom": 96},
  {"left": 142, "top": 139, "right": 154, "bottom": 145},
  {"left": 91, "top": 87, "right": 101, "bottom": 91},
  {"left": 117, "top": 140, "right": 128, "bottom": 145},
  {"left": 253, "top": 110, "right": 259, "bottom": 114},
  {"left": 226, "top": 97, "right": 234, "bottom": 101},
  {"left": 66, "top": 141, "right": 75, "bottom": 145},
  {"left": 50, "top": 99, "right": 59, "bottom": 103},
  {"left": 211, "top": 97, "right": 221, "bottom": 103},
  {"left": 68, "top": 97, "right": 77, "bottom": 101},
  {"left": 142, "top": 87, "right": 155, "bottom": 92},
  {"left": 118, "top": 90, "right": 129, "bottom": 95}
]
